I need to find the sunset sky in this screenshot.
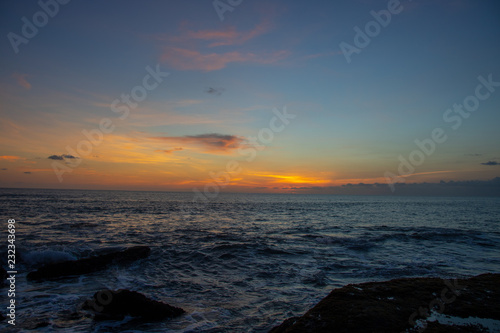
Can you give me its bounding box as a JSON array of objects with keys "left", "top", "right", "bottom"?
[{"left": 1, "top": 0, "right": 499, "bottom": 194}]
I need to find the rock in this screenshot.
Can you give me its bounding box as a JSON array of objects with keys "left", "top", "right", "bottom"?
[
  {"left": 83, "top": 289, "right": 185, "bottom": 321},
  {"left": 270, "top": 273, "right": 500, "bottom": 333},
  {"left": 27, "top": 246, "right": 150, "bottom": 281}
]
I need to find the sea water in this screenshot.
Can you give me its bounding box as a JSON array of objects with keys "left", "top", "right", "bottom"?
[{"left": 1, "top": 188, "right": 499, "bottom": 332}]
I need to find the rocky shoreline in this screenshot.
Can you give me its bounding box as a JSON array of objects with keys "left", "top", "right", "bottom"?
[
  {"left": 2, "top": 246, "right": 499, "bottom": 332},
  {"left": 270, "top": 273, "right": 500, "bottom": 332}
]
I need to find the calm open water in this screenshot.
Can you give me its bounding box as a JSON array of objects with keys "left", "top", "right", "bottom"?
[{"left": 1, "top": 188, "right": 499, "bottom": 332}]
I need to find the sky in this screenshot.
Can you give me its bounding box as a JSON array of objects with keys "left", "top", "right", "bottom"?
[{"left": 0, "top": 0, "right": 499, "bottom": 195}]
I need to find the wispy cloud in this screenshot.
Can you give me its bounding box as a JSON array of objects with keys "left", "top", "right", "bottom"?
[
  {"left": 157, "top": 17, "right": 289, "bottom": 71},
  {"left": 205, "top": 87, "right": 225, "bottom": 96},
  {"left": 48, "top": 154, "right": 79, "bottom": 160},
  {"left": 160, "top": 48, "right": 289, "bottom": 71},
  {"left": 12, "top": 73, "right": 31, "bottom": 89},
  {"left": 280, "top": 177, "right": 500, "bottom": 196},
  {"left": 159, "top": 18, "right": 273, "bottom": 47},
  {"left": 481, "top": 161, "right": 499, "bottom": 166},
  {"left": 248, "top": 172, "right": 332, "bottom": 185},
  {"left": 156, "top": 147, "right": 183, "bottom": 154},
  {"left": 154, "top": 133, "right": 245, "bottom": 153},
  {"left": 0, "top": 155, "right": 24, "bottom": 162}
]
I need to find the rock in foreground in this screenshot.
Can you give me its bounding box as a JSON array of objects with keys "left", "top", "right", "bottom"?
[
  {"left": 270, "top": 273, "right": 500, "bottom": 333},
  {"left": 27, "top": 246, "right": 150, "bottom": 281},
  {"left": 83, "top": 289, "right": 185, "bottom": 321}
]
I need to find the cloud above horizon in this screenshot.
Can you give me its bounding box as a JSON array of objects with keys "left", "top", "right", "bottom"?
[
  {"left": 153, "top": 133, "right": 245, "bottom": 153},
  {"left": 156, "top": 147, "right": 183, "bottom": 154},
  {"left": 48, "top": 154, "right": 79, "bottom": 160},
  {"left": 0, "top": 155, "right": 24, "bottom": 162},
  {"left": 281, "top": 178, "right": 500, "bottom": 196},
  {"left": 481, "top": 161, "right": 499, "bottom": 166}
]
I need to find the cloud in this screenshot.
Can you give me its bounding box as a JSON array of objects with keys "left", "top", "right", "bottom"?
[
  {"left": 205, "top": 87, "right": 225, "bottom": 96},
  {"left": 249, "top": 173, "right": 331, "bottom": 185},
  {"left": 161, "top": 48, "right": 289, "bottom": 71},
  {"left": 156, "top": 147, "right": 183, "bottom": 154},
  {"left": 285, "top": 178, "right": 500, "bottom": 196},
  {"left": 48, "top": 154, "right": 79, "bottom": 160},
  {"left": 154, "top": 133, "right": 245, "bottom": 153},
  {"left": 1, "top": 168, "right": 7, "bottom": 171},
  {"left": 24, "top": 171, "right": 31, "bottom": 174},
  {"left": 12, "top": 73, "right": 31, "bottom": 89},
  {"left": 481, "top": 161, "right": 499, "bottom": 166},
  {"left": 164, "top": 19, "right": 273, "bottom": 48},
  {"left": 0, "top": 155, "right": 24, "bottom": 162},
  {"left": 157, "top": 17, "right": 289, "bottom": 71}
]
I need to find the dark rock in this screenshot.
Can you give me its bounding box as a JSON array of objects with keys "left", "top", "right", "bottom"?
[
  {"left": 83, "top": 289, "right": 185, "bottom": 321},
  {"left": 270, "top": 273, "right": 500, "bottom": 333},
  {"left": 27, "top": 246, "right": 150, "bottom": 281}
]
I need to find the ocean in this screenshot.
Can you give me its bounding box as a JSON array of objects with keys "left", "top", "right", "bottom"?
[{"left": 1, "top": 188, "right": 499, "bottom": 332}]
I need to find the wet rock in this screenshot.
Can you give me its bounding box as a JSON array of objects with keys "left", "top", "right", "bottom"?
[
  {"left": 27, "top": 246, "right": 150, "bottom": 281},
  {"left": 270, "top": 273, "right": 500, "bottom": 333},
  {"left": 83, "top": 289, "right": 185, "bottom": 321}
]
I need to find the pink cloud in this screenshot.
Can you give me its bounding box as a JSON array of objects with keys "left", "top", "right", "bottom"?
[
  {"left": 12, "top": 73, "right": 31, "bottom": 89},
  {"left": 162, "top": 17, "right": 273, "bottom": 47},
  {"left": 154, "top": 133, "right": 246, "bottom": 153},
  {"left": 161, "top": 47, "right": 290, "bottom": 71},
  {"left": 157, "top": 16, "right": 289, "bottom": 71},
  {"left": 186, "top": 20, "right": 272, "bottom": 47}
]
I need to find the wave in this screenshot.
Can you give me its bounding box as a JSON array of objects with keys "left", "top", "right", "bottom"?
[
  {"left": 302, "top": 226, "right": 497, "bottom": 252},
  {"left": 23, "top": 250, "right": 77, "bottom": 267}
]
